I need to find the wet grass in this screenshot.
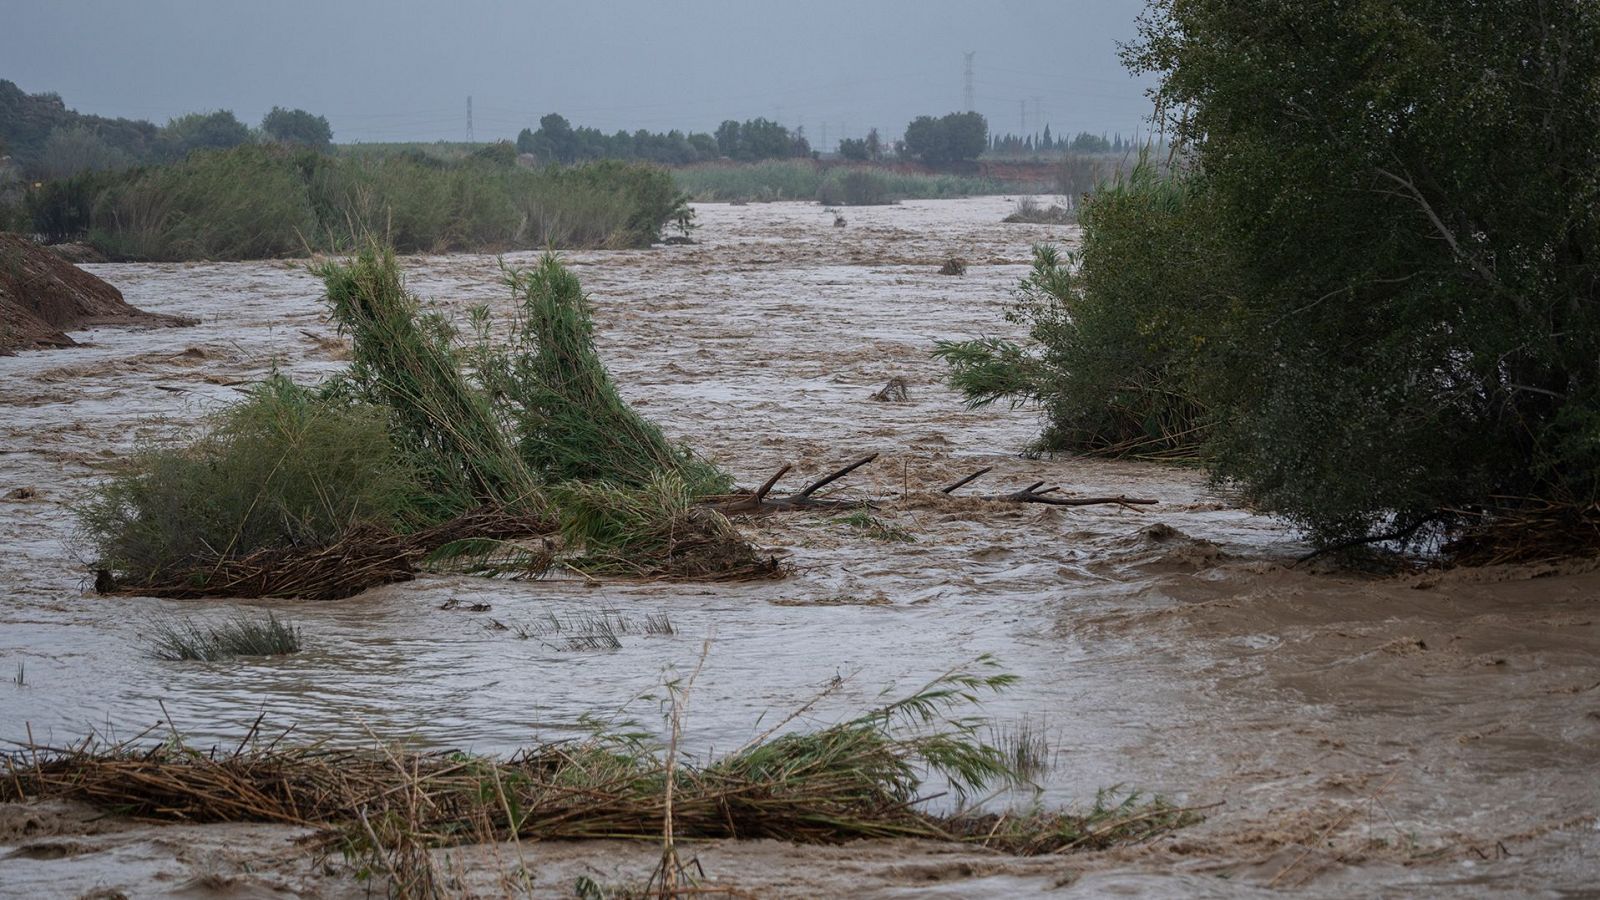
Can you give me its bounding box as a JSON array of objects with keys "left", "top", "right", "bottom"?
[
  {"left": 145, "top": 612, "right": 302, "bottom": 661},
  {"left": 505, "top": 608, "right": 677, "bottom": 649},
  {"left": 988, "top": 715, "right": 1054, "bottom": 783}
]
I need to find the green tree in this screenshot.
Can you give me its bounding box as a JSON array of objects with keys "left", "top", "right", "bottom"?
[
  {"left": 261, "top": 106, "right": 332, "bottom": 147},
  {"left": 38, "top": 125, "right": 131, "bottom": 178},
  {"left": 157, "top": 110, "right": 251, "bottom": 161},
  {"left": 903, "top": 112, "right": 988, "bottom": 164},
  {"left": 1123, "top": 0, "right": 1600, "bottom": 547},
  {"left": 837, "top": 137, "right": 869, "bottom": 160}
]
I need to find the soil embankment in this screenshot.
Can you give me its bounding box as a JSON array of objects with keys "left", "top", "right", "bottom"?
[{"left": 0, "top": 233, "right": 193, "bottom": 353}]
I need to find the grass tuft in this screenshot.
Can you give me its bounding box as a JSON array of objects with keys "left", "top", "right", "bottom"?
[{"left": 146, "top": 612, "right": 302, "bottom": 661}]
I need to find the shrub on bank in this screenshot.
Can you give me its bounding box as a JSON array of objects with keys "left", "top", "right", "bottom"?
[
  {"left": 945, "top": 1, "right": 1600, "bottom": 557},
  {"left": 78, "top": 376, "right": 420, "bottom": 586},
  {"left": 937, "top": 160, "right": 1220, "bottom": 460}
]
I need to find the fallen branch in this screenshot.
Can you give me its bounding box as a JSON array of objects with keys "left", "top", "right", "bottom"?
[
  {"left": 705, "top": 455, "right": 878, "bottom": 515},
  {"left": 1000, "top": 482, "right": 1157, "bottom": 508},
  {"left": 942, "top": 469, "right": 1157, "bottom": 508},
  {"left": 941, "top": 466, "right": 993, "bottom": 494}
]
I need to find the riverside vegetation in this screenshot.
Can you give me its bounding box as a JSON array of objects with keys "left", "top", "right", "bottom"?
[
  {"left": 939, "top": 0, "right": 1600, "bottom": 562},
  {"left": 21, "top": 144, "right": 689, "bottom": 259},
  {"left": 80, "top": 243, "right": 771, "bottom": 600}
]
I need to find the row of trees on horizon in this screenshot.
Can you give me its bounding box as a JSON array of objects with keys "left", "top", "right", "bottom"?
[
  {"left": 0, "top": 80, "right": 330, "bottom": 178},
  {"left": 2, "top": 77, "right": 1141, "bottom": 184}
]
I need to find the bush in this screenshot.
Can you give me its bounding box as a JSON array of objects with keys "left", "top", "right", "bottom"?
[
  {"left": 675, "top": 160, "right": 1005, "bottom": 204},
  {"left": 479, "top": 254, "right": 729, "bottom": 493},
  {"left": 817, "top": 170, "right": 893, "bottom": 206},
  {"left": 90, "top": 145, "right": 317, "bottom": 259},
  {"left": 938, "top": 160, "right": 1220, "bottom": 459},
  {"left": 78, "top": 376, "right": 420, "bottom": 585}
]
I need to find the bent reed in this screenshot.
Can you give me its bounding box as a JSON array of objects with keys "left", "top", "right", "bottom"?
[
  {"left": 1, "top": 660, "right": 1199, "bottom": 884},
  {"left": 82, "top": 243, "right": 777, "bottom": 601}
]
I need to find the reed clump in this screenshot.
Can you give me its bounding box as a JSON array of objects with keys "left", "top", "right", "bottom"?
[
  {"left": 1003, "top": 197, "right": 1076, "bottom": 225},
  {"left": 82, "top": 243, "right": 770, "bottom": 600},
  {"left": 36, "top": 144, "right": 689, "bottom": 260},
  {"left": 146, "top": 612, "right": 302, "bottom": 661}
]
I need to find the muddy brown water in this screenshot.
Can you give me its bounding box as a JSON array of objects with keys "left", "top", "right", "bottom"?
[{"left": 1, "top": 198, "right": 1596, "bottom": 897}]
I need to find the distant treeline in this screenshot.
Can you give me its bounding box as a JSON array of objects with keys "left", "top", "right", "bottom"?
[
  {"left": 16, "top": 144, "right": 686, "bottom": 260},
  {"left": 0, "top": 79, "right": 331, "bottom": 178},
  {"left": 987, "top": 128, "right": 1140, "bottom": 157},
  {"left": 514, "top": 113, "right": 811, "bottom": 165}
]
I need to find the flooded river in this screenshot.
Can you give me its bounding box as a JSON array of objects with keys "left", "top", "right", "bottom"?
[{"left": 1, "top": 198, "right": 1596, "bottom": 897}]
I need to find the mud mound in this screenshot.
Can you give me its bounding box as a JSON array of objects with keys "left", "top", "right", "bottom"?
[
  {"left": 0, "top": 233, "right": 193, "bottom": 354},
  {"left": 1110, "top": 521, "right": 1230, "bottom": 571}
]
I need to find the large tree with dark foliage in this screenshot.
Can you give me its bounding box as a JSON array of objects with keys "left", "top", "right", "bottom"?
[
  {"left": 261, "top": 107, "right": 332, "bottom": 147},
  {"left": 902, "top": 112, "right": 987, "bottom": 164},
  {"left": 943, "top": 0, "right": 1600, "bottom": 556},
  {"left": 1143, "top": 0, "right": 1600, "bottom": 549}
]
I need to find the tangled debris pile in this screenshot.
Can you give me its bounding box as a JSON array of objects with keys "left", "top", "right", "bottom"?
[
  {"left": 84, "top": 244, "right": 778, "bottom": 600},
  {"left": 1, "top": 660, "right": 1200, "bottom": 891}
]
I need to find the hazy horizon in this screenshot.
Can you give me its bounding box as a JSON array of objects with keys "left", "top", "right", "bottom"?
[{"left": 1, "top": 0, "right": 1158, "bottom": 148}]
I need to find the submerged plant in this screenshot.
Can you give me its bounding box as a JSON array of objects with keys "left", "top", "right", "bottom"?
[
  {"left": 836, "top": 510, "right": 915, "bottom": 543},
  {"left": 146, "top": 612, "right": 302, "bottom": 661}
]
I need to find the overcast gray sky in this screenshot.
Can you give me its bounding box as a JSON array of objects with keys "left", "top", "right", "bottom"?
[{"left": 2, "top": 0, "right": 1158, "bottom": 147}]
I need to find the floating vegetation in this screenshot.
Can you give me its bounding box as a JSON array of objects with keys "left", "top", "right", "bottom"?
[
  {"left": 939, "top": 257, "right": 968, "bottom": 275},
  {"left": 870, "top": 376, "right": 910, "bottom": 402},
  {"left": 836, "top": 510, "right": 916, "bottom": 544},
  {"left": 145, "top": 612, "right": 302, "bottom": 661},
  {"left": 1, "top": 659, "right": 1201, "bottom": 877}
]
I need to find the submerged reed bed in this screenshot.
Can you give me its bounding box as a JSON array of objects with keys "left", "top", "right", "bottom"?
[{"left": 0, "top": 660, "right": 1200, "bottom": 874}]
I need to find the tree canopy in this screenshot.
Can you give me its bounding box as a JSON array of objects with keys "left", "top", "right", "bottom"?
[
  {"left": 902, "top": 112, "right": 987, "bottom": 164},
  {"left": 262, "top": 107, "right": 332, "bottom": 147}
]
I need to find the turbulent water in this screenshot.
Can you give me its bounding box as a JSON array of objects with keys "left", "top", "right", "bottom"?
[{"left": 1, "top": 198, "right": 1596, "bottom": 897}]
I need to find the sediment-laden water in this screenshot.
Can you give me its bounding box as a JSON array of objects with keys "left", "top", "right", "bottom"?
[{"left": 1, "top": 198, "right": 1595, "bottom": 897}]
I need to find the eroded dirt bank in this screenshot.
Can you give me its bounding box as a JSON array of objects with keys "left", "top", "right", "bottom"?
[{"left": 0, "top": 198, "right": 1596, "bottom": 897}]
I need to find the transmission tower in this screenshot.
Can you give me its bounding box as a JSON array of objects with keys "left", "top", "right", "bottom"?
[
  {"left": 466, "top": 96, "right": 474, "bottom": 142},
  {"left": 963, "top": 52, "right": 976, "bottom": 112}
]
